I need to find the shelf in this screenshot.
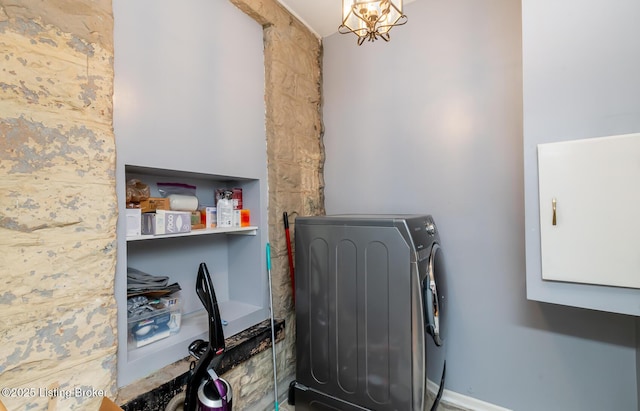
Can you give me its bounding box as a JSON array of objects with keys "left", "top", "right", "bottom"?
[
  {"left": 126, "top": 226, "right": 258, "bottom": 242},
  {"left": 119, "top": 318, "right": 286, "bottom": 406},
  {"left": 122, "top": 300, "right": 265, "bottom": 386},
  {"left": 127, "top": 310, "right": 207, "bottom": 362},
  {"left": 125, "top": 164, "right": 257, "bottom": 182},
  {"left": 117, "top": 163, "right": 267, "bottom": 387}
]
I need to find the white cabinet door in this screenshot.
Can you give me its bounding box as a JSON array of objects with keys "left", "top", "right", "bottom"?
[{"left": 537, "top": 133, "right": 640, "bottom": 289}]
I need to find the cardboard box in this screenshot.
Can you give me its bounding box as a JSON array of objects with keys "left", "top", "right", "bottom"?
[
  {"left": 125, "top": 209, "right": 141, "bottom": 237},
  {"left": 232, "top": 209, "right": 251, "bottom": 227},
  {"left": 205, "top": 206, "right": 217, "bottom": 228},
  {"left": 100, "top": 397, "right": 123, "bottom": 411},
  {"left": 232, "top": 210, "right": 241, "bottom": 227},
  {"left": 190, "top": 211, "right": 205, "bottom": 229},
  {"left": 232, "top": 188, "right": 242, "bottom": 210},
  {"left": 139, "top": 197, "right": 170, "bottom": 213},
  {"left": 141, "top": 210, "right": 191, "bottom": 235}
]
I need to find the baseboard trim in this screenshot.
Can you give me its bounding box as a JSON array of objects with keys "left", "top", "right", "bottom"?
[
  {"left": 441, "top": 388, "right": 513, "bottom": 411},
  {"left": 427, "top": 379, "right": 512, "bottom": 411}
]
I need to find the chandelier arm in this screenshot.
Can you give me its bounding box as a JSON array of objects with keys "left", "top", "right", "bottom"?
[
  {"left": 338, "top": 24, "right": 372, "bottom": 37},
  {"left": 373, "top": 15, "right": 408, "bottom": 31},
  {"left": 338, "top": 24, "right": 354, "bottom": 35},
  {"left": 374, "top": 21, "right": 407, "bottom": 33}
]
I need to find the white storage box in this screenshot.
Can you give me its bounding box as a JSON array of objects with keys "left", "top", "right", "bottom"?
[
  {"left": 127, "top": 295, "right": 182, "bottom": 348},
  {"left": 142, "top": 210, "right": 192, "bottom": 235},
  {"left": 125, "top": 208, "right": 142, "bottom": 237}
]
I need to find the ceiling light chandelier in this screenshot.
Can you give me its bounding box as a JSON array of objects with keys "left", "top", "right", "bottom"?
[{"left": 338, "top": 0, "right": 408, "bottom": 45}]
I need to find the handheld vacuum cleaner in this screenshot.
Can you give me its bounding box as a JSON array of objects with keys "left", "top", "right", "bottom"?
[{"left": 166, "top": 262, "right": 232, "bottom": 411}]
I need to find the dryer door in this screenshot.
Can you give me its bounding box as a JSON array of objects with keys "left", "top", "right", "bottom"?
[
  {"left": 422, "top": 243, "right": 447, "bottom": 346},
  {"left": 422, "top": 243, "right": 448, "bottom": 410}
]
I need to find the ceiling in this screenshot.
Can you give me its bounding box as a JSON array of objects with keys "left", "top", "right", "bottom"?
[{"left": 276, "top": 0, "right": 419, "bottom": 38}]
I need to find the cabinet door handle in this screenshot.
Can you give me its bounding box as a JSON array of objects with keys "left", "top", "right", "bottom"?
[{"left": 552, "top": 198, "right": 557, "bottom": 226}]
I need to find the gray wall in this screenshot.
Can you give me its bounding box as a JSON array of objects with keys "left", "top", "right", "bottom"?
[
  {"left": 522, "top": 0, "right": 640, "bottom": 317},
  {"left": 322, "top": 1, "right": 638, "bottom": 410},
  {"left": 113, "top": 0, "right": 266, "bottom": 179},
  {"left": 113, "top": 0, "right": 269, "bottom": 386},
  {"left": 521, "top": 0, "right": 640, "bottom": 408}
]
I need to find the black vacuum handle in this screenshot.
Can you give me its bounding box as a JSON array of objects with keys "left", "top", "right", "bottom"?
[
  {"left": 185, "top": 263, "right": 227, "bottom": 411},
  {"left": 196, "top": 269, "right": 209, "bottom": 314},
  {"left": 198, "top": 263, "right": 226, "bottom": 353},
  {"left": 185, "top": 265, "right": 213, "bottom": 411}
]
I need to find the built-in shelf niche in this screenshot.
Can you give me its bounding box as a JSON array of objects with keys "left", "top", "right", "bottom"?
[{"left": 116, "top": 164, "right": 268, "bottom": 387}]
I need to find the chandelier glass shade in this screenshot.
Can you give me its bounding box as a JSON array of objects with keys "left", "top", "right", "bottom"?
[{"left": 338, "top": 0, "right": 408, "bottom": 45}]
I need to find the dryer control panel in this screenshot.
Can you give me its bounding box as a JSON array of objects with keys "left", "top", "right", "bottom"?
[{"left": 405, "top": 215, "right": 439, "bottom": 257}]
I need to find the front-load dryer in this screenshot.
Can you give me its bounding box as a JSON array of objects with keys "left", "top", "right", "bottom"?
[{"left": 289, "top": 214, "right": 448, "bottom": 410}]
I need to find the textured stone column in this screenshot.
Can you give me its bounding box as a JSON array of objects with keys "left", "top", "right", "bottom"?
[
  {"left": 230, "top": 0, "right": 324, "bottom": 315},
  {"left": 230, "top": 0, "right": 325, "bottom": 405},
  {"left": 0, "top": 2, "right": 117, "bottom": 409}
]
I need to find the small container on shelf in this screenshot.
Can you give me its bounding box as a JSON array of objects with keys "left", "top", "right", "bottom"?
[
  {"left": 240, "top": 209, "right": 250, "bottom": 227},
  {"left": 217, "top": 197, "right": 233, "bottom": 228},
  {"left": 127, "top": 294, "right": 182, "bottom": 349},
  {"left": 191, "top": 211, "right": 205, "bottom": 230}
]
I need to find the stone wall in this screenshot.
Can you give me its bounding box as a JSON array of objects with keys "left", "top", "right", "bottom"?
[
  {"left": 0, "top": 0, "right": 323, "bottom": 409},
  {"left": 0, "top": 1, "right": 118, "bottom": 410},
  {"left": 229, "top": 0, "right": 324, "bottom": 407}
]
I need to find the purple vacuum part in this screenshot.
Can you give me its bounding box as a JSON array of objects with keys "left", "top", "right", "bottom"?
[
  {"left": 213, "top": 378, "right": 227, "bottom": 399},
  {"left": 197, "top": 377, "right": 232, "bottom": 411}
]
